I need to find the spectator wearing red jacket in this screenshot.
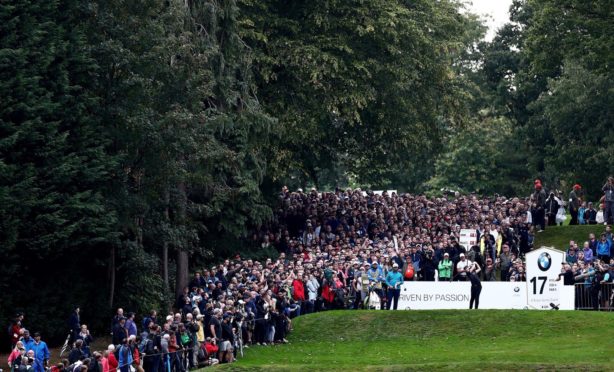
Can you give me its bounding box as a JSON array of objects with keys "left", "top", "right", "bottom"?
[
  {"left": 103, "top": 345, "right": 118, "bottom": 372},
  {"left": 292, "top": 277, "right": 305, "bottom": 304},
  {"left": 203, "top": 338, "right": 219, "bottom": 365}
]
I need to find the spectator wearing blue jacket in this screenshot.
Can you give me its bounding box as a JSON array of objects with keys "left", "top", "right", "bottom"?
[
  {"left": 25, "top": 332, "right": 49, "bottom": 372},
  {"left": 21, "top": 329, "right": 35, "bottom": 351},
  {"left": 385, "top": 263, "right": 404, "bottom": 310},
  {"left": 596, "top": 234, "right": 611, "bottom": 262},
  {"left": 117, "top": 339, "right": 133, "bottom": 372}
]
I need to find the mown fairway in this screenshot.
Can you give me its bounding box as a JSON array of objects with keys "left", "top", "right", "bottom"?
[{"left": 222, "top": 310, "right": 614, "bottom": 371}]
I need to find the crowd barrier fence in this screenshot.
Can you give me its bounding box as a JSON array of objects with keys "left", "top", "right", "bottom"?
[{"left": 574, "top": 282, "right": 614, "bottom": 311}]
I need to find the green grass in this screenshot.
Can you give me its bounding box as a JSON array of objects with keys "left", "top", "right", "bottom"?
[
  {"left": 219, "top": 310, "right": 614, "bottom": 371},
  {"left": 534, "top": 224, "right": 608, "bottom": 250}
]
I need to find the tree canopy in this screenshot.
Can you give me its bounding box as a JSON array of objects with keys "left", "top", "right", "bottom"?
[{"left": 0, "top": 0, "right": 611, "bottom": 345}]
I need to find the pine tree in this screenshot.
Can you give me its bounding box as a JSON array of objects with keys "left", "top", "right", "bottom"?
[{"left": 0, "top": 0, "right": 115, "bottom": 337}]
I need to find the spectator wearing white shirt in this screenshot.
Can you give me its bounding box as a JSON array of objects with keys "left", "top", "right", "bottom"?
[{"left": 455, "top": 253, "right": 472, "bottom": 281}]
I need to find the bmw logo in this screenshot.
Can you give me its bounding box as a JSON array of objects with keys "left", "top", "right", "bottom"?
[{"left": 538, "top": 252, "right": 551, "bottom": 271}]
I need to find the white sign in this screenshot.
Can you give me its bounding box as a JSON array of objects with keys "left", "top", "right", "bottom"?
[
  {"left": 459, "top": 229, "right": 478, "bottom": 250},
  {"left": 525, "top": 247, "right": 566, "bottom": 310},
  {"left": 397, "top": 282, "right": 527, "bottom": 310}
]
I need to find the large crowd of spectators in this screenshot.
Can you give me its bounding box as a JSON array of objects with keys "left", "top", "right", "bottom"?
[{"left": 6, "top": 177, "right": 614, "bottom": 371}]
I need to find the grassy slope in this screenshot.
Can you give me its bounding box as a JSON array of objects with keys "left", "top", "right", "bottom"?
[
  {"left": 533, "top": 225, "right": 608, "bottom": 250},
  {"left": 223, "top": 310, "right": 614, "bottom": 371}
]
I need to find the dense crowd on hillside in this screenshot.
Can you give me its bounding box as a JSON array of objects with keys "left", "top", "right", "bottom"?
[{"left": 6, "top": 178, "right": 614, "bottom": 371}]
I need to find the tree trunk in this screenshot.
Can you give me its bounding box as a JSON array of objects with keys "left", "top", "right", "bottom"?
[
  {"left": 175, "top": 182, "right": 189, "bottom": 296},
  {"left": 176, "top": 249, "right": 189, "bottom": 296},
  {"left": 162, "top": 189, "right": 170, "bottom": 303},
  {"left": 163, "top": 240, "right": 170, "bottom": 300},
  {"left": 108, "top": 245, "right": 116, "bottom": 309}
]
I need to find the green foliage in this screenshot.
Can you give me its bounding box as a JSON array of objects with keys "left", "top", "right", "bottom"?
[
  {"left": 427, "top": 116, "right": 528, "bottom": 196},
  {"left": 479, "top": 0, "right": 614, "bottom": 195},
  {"left": 0, "top": 0, "right": 115, "bottom": 344},
  {"left": 1, "top": 0, "right": 275, "bottom": 345},
  {"left": 529, "top": 62, "right": 613, "bottom": 198},
  {"left": 238, "top": 0, "right": 479, "bottom": 188},
  {"left": 6, "top": 0, "right": 611, "bottom": 350}
]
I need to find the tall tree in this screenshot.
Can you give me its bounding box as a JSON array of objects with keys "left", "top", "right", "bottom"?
[
  {"left": 0, "top": 0, "right": 115, "bottom": 341},
  {"left": 84, "top": 0, "right": 274, "bottom": 301},
  {"left": 484, "top": 0, "right": 614, "bottom": 194},
  {"left": 238, "top": 0, "right": 477, "bottom": 189}
]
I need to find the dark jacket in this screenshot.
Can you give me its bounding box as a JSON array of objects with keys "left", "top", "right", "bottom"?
[
  {"left": 68, "top": 347, "right": 84, "bottom": 364},
  {"left": 559, "top": 270, "right": 575, "bottom": 285},
  {"left": 221, "top": 322, "right": 234, "bottom": 343},
  {"left": 112, "top": 324, "right": 127, "bottom": 345},
  {"left": 533, "top": 189, "right": 547, "bottom": 208},
  {"left": 68, "top": 312, "right": 80, "bottom": 335},
  {"left": 545, "top": 196, "right": 559, "bottom": 216},
  {"left": 584, "top": 209, "right": 597, "bottom": 224},
  {"left": 569, "top": 190, "right": 580, "bottom": 210},
  {"left": 603, "top": 183, "right": 614, "bottom": 202},
  {"left": 89, "top": 361, "right": 102, "bottom": 372},
  {"left": 468, "top": 271, "right": 482, "bottom": 287}
]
